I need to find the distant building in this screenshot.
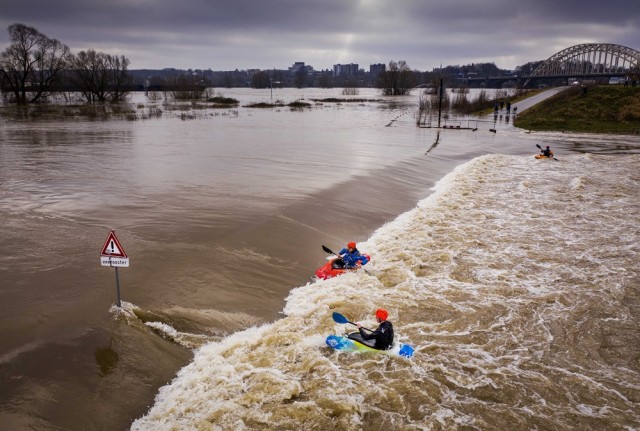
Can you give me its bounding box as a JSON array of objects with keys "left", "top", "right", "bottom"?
[
  {"left": 288, "top": 62, "right": 314, "bottom": 76},
  {"left": 333, "top": 63, "right": 359, "bottom": 77},
  {"left": 369, "top": 63, "right": 386, "bottom": 76}
]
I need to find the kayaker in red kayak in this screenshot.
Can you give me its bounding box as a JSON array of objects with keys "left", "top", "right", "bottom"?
[
  {"left": 335, "top": 241, "right": 369, "bottom": 269},
  {"left": 316, "top": 243, "right": 370, "bottom": 279}
]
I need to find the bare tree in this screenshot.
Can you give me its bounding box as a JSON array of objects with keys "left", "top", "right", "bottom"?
[
  {"left": 0, "top": 23, "right": 70, "bottom": 104},
  {"left": 71, "top": 49, "right": 132, "bottom": 102},
  {"left": 342, "top": 78, "right": 359, "bottom": 95},
  {"left": 251, "top": 70, "right": 270, "bottom": 88},
  {"left": 107, "top": 54, "right": 132, "bottom": 102},
  {"left": 377, "top": 60, "right": 418, "bottom": 95},
  {"left": 71, "top": 50, "right": 107, "bottom": 102},
  {"left": 317, "top": 72, "right": 333, "bottom": 89},
  {"left": 166, "top": 74, "right": 206, "bottom": 100}
]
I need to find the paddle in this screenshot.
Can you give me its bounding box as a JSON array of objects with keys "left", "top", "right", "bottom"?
[
  {"left": 332, "top": 312, "right": 373, "bottom": 332},
  {"left": 322, "top": 245, "right": 371, "bottom": 275},
  {"left": 322, "top": 245, "right": 340, "bottom": 258},
  {"left": 536, "top": 144, "right": 559, "bottom": 161}
]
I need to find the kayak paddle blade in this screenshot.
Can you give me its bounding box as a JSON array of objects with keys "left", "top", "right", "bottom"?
[
  {"left": 332, "top": 312, "right": 349, "bottom": 324},
  {"left": 322, "top": 245, "right": 335, "bottom": 255},
  {"left": 399, "top": 344, "right": 415, "bottom": 358}
]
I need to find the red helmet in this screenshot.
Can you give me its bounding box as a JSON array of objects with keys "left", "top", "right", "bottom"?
[
  {"left": 375, "top": 308, "right": 388, "bottom": 321},
  {"left": 347, "top": 241, "right": 356, "bottom": 249}
]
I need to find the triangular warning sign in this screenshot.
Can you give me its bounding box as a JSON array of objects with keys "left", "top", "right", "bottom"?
[{"left": 100, "top": 231, "right": 127, "bottom": 258}]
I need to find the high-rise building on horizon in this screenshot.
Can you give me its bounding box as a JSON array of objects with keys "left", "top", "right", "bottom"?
[
  {"left": 333, "top": 63, "right": 359, "bottom": 77},
  {"left": 369, "top": 63, "right": 386, "bottom": 76}
]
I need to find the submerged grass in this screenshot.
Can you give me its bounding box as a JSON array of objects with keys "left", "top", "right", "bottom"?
[
  {"left": 244, "top": 101, "right": 286, "bottom": 108},
  {"left": 206, "top": 96, "right": 239, "bottom": 105},
  {"left": 310, "top": 98, "right": 381, "bottom": 103},
  {"left": 515, "top": 85, "right": 640, "bottom": 134},
  {"left": 244, "top": 99, "right": 313, "bottom": 109},
  {"left": 0, "top": 103, "right": 137, "bottom": 120},
  {"left": 0, "top": 99, "right": 237, "bottom": 121}
]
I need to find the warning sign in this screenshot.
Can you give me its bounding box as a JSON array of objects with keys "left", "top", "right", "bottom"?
[
  {"left": 100, "top": 231, "right": 129, "bottom": 305},
  {"left": 100, "top": 231, "right": 127, "bottom": 258}
]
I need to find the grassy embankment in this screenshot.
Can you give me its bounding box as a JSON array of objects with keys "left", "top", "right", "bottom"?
[{"left": 514, "top": 85, "right": 640, "bottom": 134}]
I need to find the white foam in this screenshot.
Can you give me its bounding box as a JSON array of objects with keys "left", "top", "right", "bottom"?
[
  {"left": 144, "top": 322, "right": 213, "bottom": 349},
  {"left": 133, "top": 153, "right": 640, "bottom": 430}
]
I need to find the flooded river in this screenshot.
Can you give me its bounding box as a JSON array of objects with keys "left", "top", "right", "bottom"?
[{"left": 1, "top": 88, "right": 639, "bottom": 430}]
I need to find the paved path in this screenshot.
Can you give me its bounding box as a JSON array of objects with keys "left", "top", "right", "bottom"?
[
  {"left": 511, "top": 86, "right": 569, "bottom": 114},
  {"left": 487, "top": 86, "right": 569, "bottom": 119},
  {"left": 483, "top": 86, "right": 570, "bottom": 131}
]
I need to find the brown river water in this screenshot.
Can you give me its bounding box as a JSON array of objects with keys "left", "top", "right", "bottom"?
[{"left": 1, "top": 88, "right": 639, "bottom": 430}]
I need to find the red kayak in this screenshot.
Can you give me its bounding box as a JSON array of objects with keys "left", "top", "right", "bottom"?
[{"left": 315, "top": 256, "right": 370, "bottom": 280}]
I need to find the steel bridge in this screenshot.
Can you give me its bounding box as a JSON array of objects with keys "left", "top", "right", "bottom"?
[{"left": 523, "top": 43, "right": 640, "bottom": 87}]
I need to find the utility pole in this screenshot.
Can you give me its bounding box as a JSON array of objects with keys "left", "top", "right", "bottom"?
[{"left": 437, "top": 78, "right": 444, "bottom": 128}]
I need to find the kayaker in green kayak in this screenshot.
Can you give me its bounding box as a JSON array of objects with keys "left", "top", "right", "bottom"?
[
  {"left": 349, "top": 308, "right": 394, "bottom": 350},
  {"left": 328, "top": 311, "right": 414, "bottom": 357}
]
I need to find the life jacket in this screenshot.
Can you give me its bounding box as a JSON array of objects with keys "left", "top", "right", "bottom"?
[
  {"left": 376, "top": 321, "right": 394, "bottom": 350},
  {"left": 357, "top": 321, "right": 394, "bottom": 350},
  {"left": 338, "top": 247, "right": 369, "bottom": 268}
]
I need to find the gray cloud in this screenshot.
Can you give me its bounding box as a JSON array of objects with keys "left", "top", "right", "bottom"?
[{"left": 0, "top": 0, "right": 638, "bottom": 71}]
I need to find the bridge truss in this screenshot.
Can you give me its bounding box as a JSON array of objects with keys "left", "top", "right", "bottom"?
[{"left": 524, "top": 43, "right": 640, "bottom": 87}]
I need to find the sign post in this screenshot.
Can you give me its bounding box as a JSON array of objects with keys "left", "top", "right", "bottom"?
[{"left": 100, "top": 230, "right": 129, "bottom": 307}]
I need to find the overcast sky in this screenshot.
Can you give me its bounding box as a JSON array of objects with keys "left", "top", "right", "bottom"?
[{"left": 1, "top": 0, "right": 638, "bottom": 72}]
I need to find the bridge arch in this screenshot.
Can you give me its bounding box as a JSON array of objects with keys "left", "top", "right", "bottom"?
[{"left": 524, "top": 43, "right": 640, "bottom": 87}]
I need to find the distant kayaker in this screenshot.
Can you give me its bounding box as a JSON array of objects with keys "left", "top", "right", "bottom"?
[
  {"left": 337, "top": 241, "right": 369, "bottom": 269},
  {"left": 541, "top": 145, "right": 554, "bottom": 158},
  {"left": 354, "top": 308, "right": 394, "bottom": 350}
]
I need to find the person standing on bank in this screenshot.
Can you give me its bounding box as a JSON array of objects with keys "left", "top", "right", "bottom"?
[
  {"left": 337, "top": 241, "right": 369, "bottom": 269},
  {"left": 354, "top": 308, "right": 394, "bottom": 350}
]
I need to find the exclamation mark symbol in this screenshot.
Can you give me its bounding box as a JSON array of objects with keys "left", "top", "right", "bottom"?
[{"left": 110, "top": 240, "right": 115, "bottom": 254}]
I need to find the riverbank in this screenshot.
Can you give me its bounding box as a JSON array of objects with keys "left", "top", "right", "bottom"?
[{"left": 514, "top": 85, "right": 640, "bottom": 134}]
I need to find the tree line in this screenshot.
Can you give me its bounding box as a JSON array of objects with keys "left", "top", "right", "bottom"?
[
  {"left": 0, "top": 23, "right": 422, "bottom": 104},
  {"left": 1, "top": 23, "right": 530, "bottom": 105},
  {"left": 0, "top": 23, "right": 132, "bottom": 104}
]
